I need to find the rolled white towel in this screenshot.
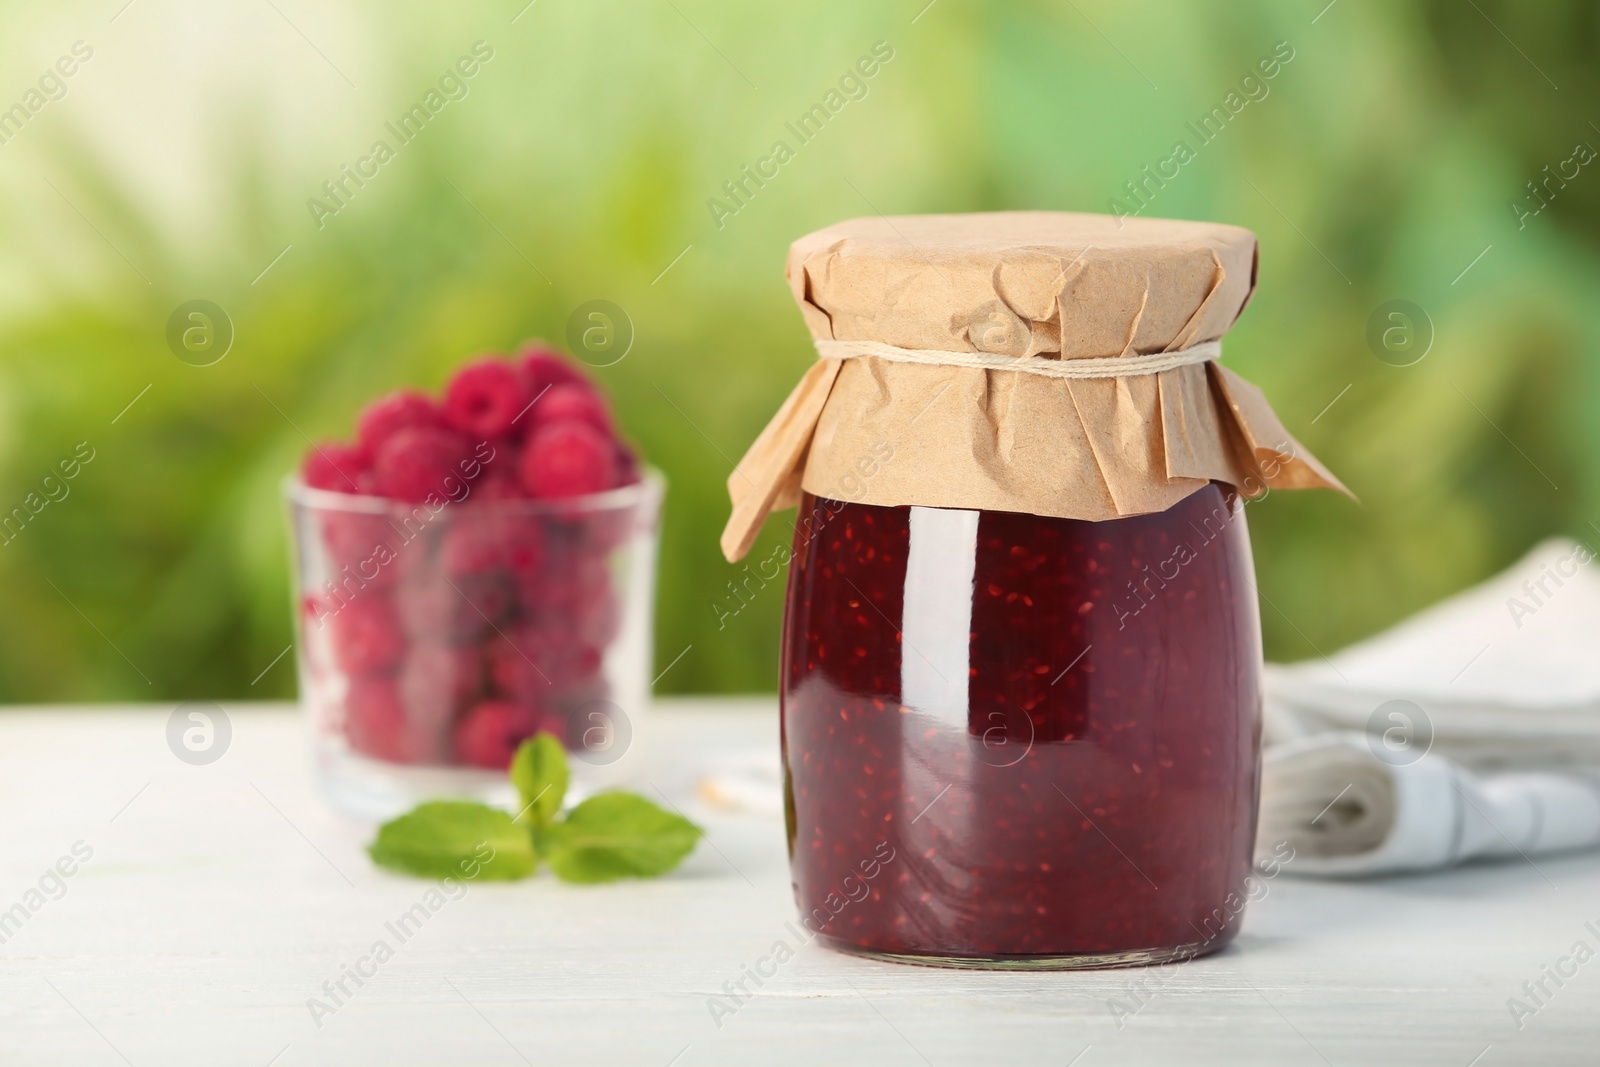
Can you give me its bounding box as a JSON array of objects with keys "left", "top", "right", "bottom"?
[
  {"left": 1264, "top": 538, "right": 1600, "bottom": 772},
  {"left": 1259, "top": 732, "right": 1600, "bottom": 875}
]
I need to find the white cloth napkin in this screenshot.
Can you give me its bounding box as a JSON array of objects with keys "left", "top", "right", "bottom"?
[{"left": 1260, "top": 538, "right": 1600, "bottom": 876}]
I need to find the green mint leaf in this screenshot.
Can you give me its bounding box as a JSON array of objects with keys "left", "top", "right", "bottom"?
[
  {"left": 368, "top": 800, "right": 537, "bottom": 881},
  {"left": 543, "top": 791, "right": 703, "bottom": 884},
  {"left": 509, "top": 732, "right": 569, "bottom": 835}
]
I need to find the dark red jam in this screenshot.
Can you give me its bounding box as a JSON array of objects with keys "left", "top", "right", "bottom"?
[{"left": 779, "top": 484, "right": 1262, "bottom": 965}]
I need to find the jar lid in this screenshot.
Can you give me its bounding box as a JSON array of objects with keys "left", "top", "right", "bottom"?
[
  {"left": 722, "top": 211, "right": 1345, "bottom": 562},
  {"left": 786, "top": 211, "right": 1258, "bottom": 360}
]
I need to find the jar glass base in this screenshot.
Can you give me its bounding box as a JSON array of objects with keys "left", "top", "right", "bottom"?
[{"left": 816, "top": 936, "right": 1227, "bottom": 972}]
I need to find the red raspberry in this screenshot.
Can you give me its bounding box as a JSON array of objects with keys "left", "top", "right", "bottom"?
[
  {"left": 396, "top": 581, "right": 452, "bottom": 640},
  {"left": 398, "top": 572, "right": 512, "bottom": 644},
  {"left": 454, "top": 573, "right": 514, "bottom": 630},
  {"left": 454, "top": 438, "right": 514, "bottom": 499},
  {"left": 453, "top": 700, "right": 543, "bottom": 769},
  {"left": 519, "top": 343, "right": 591, "bottom": 401},
  {"left": 374, "top": 427, "right": 472, "bottom": 503},
  {"left": 518, "top": 421, "right": 619, "bottom": 499},
  {"left": 580, "top": 593, "right": 621, "bottom": 648},
  {"left": 472, "top": 467, "right": 527, "bottom": 501},
  {"left": 533, "top": 545, "right": 610, "bottom": 610},
  {"left": 535, "top": 384, "right": 613, "bottom": 436},
  {"left": 487, "top": 623, "right": 602, "bottom": 694},
  {"left": 520, "top": 587, "right": 622, "bottom": 650},
  {"left": 517, "top": 553, "right": 617, "bottom": 646},
  {"left": 553, "top": 566, "right": 620, "bottom": 648},
  {"left": 614, "top": 441, "right": 641, "bottom": 487},
  {"left": 320, "top": 512, "right": 389, "bottom": 563},
  {"left": 485, "top": 626, "right": 536, "bottom": 692},
  {"left": 444, "top": 358, "right": 532, "bottom": 440},
  {"left": 328, "top": 595, "right": 405, "bottom": 676},
  {"left": 356, "top": 390, "right": 440, "bottom": 454},
  {"left": 399, "top": 641, "right": 482, "bottom": 712},
  {"left": 387, "top": 534, "right": 437, "bottom": 585},
  {"left": 551, "top": 496, "right": 637, "bottom": 552},
  {"left": 303, "top": 441, "right": 372, "bottom": 493},
  {"left": 440, "top": 514, "right": 545, "bottom": 578},
  {"left": 344, "top": 677, "right": 412, "bottom": 762},
  {"left": 399, "top": 642, "right": 482, "bottom": 762},
  {"left": 511, "top": 567, "right": 544, "bottom": 612},
  {"left": 533, "top": 709, "right": 569, "bottom": 747},
  {"left": 320, "top": 521, "right": 405, "bottom": 592}
]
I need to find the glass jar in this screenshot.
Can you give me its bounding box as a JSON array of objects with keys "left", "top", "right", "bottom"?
[
  {"left": 780, "top": 481, "right": 1261, "bottom": 968},
  {"left": 286, "top": 472, "right": 663, "bottom": 819}
]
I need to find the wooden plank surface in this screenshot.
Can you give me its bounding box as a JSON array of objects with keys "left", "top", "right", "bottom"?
[{"left": 0, "top": 699, "right": 1594, "bottom": 1066}]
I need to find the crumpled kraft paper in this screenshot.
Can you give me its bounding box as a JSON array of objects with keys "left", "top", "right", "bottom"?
[{"left": 723, "top": 211, "right": 1345, "bottom": 562}]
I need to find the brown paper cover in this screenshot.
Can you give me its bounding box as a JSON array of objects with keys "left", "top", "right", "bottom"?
[{"left": 723, "top": 211, "right": 1345, "bottom": 561}]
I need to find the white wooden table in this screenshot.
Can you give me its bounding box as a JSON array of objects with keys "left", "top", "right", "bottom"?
[{"left": 1, "top": 699, "right": 1595, "bottom": 1066}]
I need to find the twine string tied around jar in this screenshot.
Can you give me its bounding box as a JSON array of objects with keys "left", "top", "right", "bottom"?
[{"left": 812, "top": 338, "right": 1222, "bottom": 379}]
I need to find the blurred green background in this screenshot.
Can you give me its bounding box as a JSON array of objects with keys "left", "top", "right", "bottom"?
[{"left": 1, "top": 0, "right": 1597, "bottom": 702}]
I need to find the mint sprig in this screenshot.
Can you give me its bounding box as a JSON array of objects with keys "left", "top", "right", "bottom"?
[
  {"left": 369, "top": 800, "right": 537, "bottom": 880},
  {"left": 368, "top": 733, "right": 703, "bottom": 885},
  {"left": 510, "top": 732, "right": 568, "bottom": 835},
  {"left": 544, "top": 792, "right": 702, "bottom": 883}
]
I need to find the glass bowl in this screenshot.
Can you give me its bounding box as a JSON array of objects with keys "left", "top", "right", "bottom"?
[{"left": 284, "top": 470, "right": 663, "bottom": 819}]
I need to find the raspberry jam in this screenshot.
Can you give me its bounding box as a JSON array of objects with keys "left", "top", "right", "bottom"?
[{"left": 780, "top": 483, "right": 1262, "bottom": 967}]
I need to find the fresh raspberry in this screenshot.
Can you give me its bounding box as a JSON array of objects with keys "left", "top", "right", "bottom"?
[
  {"left": 519, "top": 343, "right": 591, "bottom": 401},
  {"left": 329, "top": 595, "right": 405, "bottom": 676},
  {"left": 396, "top": 581, "right": 450, "bottom": 639},
  {"left": 386, "top": 534, "right": 436, "bottom": 585},
  {"left": 444, "top": 357, "right": 532, "bottom": 440},
  {"left": 486, "top": 623, "right": 602, "bottom": 694},
  {"left": 452, "top": 438, "right": 514, "bottom": 501},
  {"left": 507, "top": 547, "right": 614, "bottom": 677},
  {"left": 440, "top": 514, "right": 545, "bottom": 578},
  {"left": 453, "top": 700, "right": 543, "bottom": 769},
  {"left": 399, "top": 642, "right": 482, "bottom": 761},
  {"left": 518, "top": 577, "right": 616, "bottom": 652},
  {"left": 551, "top": 560, "right": 619, "bottom": 647},
  {"left": 535, "top": 384, "right": 613, "bottom": 436},
  {"left": 533, "top": 708, "right": 569, "bottom": 747},
  {"left": 439, "top": 519, "right": 504, "bottom": 577},
  {"left": 356, "top": 390, "right": 441, "bottom": 454},
  {"left": 320, "top": 511, "right": 388, "bottom": 562},
  {"left": 344, "top": 677, "right": 412, "bottom": 762},
  {"left": 472, "top": 467, "right": 527, "bottom": 501},
  {"left": 534, "top": 544, "right": 611, "bottom": 611},
  {"left": 511, "top": 568, "right": 544, "bottom": 613},
  {"left": 319, "top": 516, "right": 406, "bottom": 592},
  {"left": 374, "top": 427, "right": 472, "bottom": 503},
  {"left": 398, "top": 572, "right": 512, "bottom": 644},
  {"left": 554, "top": 493, "right": 638, "bottom": 552},
  {"left": 614, "top": 441, "right": 641, "bottom": 487},
  {"left": 399, "top": 641, "right": 482, "bottom": 713},
  {"left": 485, "top": 626, "right": 538, "bottom": 693},
  {"left": 518, "top": 421, "right": 619, "bottom": 499},
  {"left": 463, "top": 435, "right": 509, "bottom": 474},
  {"left": 582, "top": 593, "right": 621, "bottom": 647},
  {"left": 456, "top": 573, "right": 515, "bottom": 631},
  {"left": 512, "top": 544, "right": 580, "bottom": 620},
  {"left": 303, "top": 441, "right": 372, "bottom": 493}
]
